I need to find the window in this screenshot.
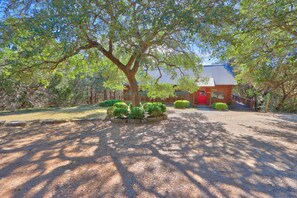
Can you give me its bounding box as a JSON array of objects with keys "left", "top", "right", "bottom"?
[
  {"left": 212, "top": 92, "right": 225, "bottom": 99},
  {"left": 199, "top": 90, "right": 206, "bottom": 96},
  {"left": 175, "top": 90, "right": 189, "bottom": 96}
]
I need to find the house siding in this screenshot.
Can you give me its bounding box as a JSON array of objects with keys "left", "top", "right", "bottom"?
[
  {"left": 124, "top": 85, "right": 234, "bottom": 105},
  {"left": 194, "top": 85, "right": 234, "bottom": 105}
]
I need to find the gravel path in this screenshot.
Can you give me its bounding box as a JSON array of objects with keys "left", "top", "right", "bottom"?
[{"left": 0, "top": 108, "right": 296, "bottom": 198}]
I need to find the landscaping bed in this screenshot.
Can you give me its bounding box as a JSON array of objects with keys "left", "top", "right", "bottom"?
[
  {"left": 111, "top": 113, "right": 168, "bottom": 124},
  {"left": 104, "top": 100, "right": 168, "bottom": 124}
]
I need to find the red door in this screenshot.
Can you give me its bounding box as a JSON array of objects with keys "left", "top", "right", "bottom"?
[{"left": 197, "top": 90, "right": 207, "bottom": 104}]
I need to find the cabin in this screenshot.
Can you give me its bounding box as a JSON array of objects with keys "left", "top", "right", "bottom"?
[{"left": 124, "top": 65, "right": 237, "bottom": 106}]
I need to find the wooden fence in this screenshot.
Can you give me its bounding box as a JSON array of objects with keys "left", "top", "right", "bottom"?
[{"left": 232, "top": 94, "right": 256, "bottom": 110}]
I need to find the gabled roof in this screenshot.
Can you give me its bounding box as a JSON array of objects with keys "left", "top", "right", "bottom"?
[
  {"left": 148, "top": 65, "right": 237, "bottom": 86},
  {"left": 200, "top": 65, "right": 237, "bottom": 85}
]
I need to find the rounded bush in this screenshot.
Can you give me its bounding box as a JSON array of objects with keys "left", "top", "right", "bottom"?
[
  {"left": 213, "top": 102, "right": 228, "bottom": 111},
  {"left": 153, "top": 102, "right": 166, "bottom": 113},
  {"left": 148, "top": 105, "right": 163, "bottom": 117},
  {"left": 129, "top": 107, "right": 145, "bottom": 119},
  {"left": 143, "top": 102, "right": 166, "bottom": 113},
  {"left": 113, "top": 102, "right": 128, "bottom": 109},
  {"left": 143, "top": 102, "right": 153, "bottom": 111},
  {"left": 113, "top": 107, "right": 129, "bottom": 118},
  {"left": 99, "top": 100, "right": 122, "bottom": 107},
  {"left": 106, "top": 106, "right": 116, "bottom": 116},
  {"left": 174, "top": 100, "right": 190, "bottom": 108}
]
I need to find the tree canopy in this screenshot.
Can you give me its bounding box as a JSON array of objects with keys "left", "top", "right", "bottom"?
[
  {"left": 0, "top": 0, "right": 237, "bottom": 106},
  {"left": 212, "top": 0, "right": 297, "bottom": 111}
]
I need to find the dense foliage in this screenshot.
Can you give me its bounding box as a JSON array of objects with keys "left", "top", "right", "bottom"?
[
  {"left": 211, "top": 0, "right": 297, "bottom": 112},
  {"left": 147, "top": 105, "right": 163, "bottom": 117},
  {"left": 143, "top": 102, "right": 166, "bottom": 113},
  {"left": 0, "top": 0, "right": 238, "bottom": 106},
  {"left": 108, "top": 101, "right": 166, "bottom": 119},
  {"left": 143, "top": 102, "right": 153, "bottom": 112},
  {"left": 129, "top": 107, "right": 145, "bottom": 119},
  {"left": 212, "top": 102, "right": 228, "bottom": 111},
  {"left": 99, "top": 100, "right": 122, "bottom": 107},
  {"left": 0, "top": 72, "right": 105, "bottom": 110},
  {"left": 174, "top": 100, "right": 190, "bottom": 108},
  {"left": 112, "top": 107, "right": 129, "bottom": 118},
  {"left": 113, "top": 102, "right": 128, "bottom": 109}
]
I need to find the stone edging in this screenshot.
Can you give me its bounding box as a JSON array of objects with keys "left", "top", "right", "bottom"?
[
  {"left": 0, "top": 118, "right": 103, "bottom": 127},
  {"left": 111, "top": 114, "right": 168, "bottom": 124}
]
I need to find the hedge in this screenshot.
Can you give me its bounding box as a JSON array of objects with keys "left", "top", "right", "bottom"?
[
  {"left": 143, "top": 102, "right": 166, "bottom": 113},
  {"left": 212, "top": 102, "right": 228, "bottom": 111},
  {"left": 113, "top": 107, "right": 129, "bottom": 118},
  {"left": 113, "top": 102, "right": 128, "bottom": 109},
  {"left": 99, "top": 99, "right": 122, "bottom": 107},
  {"left": 174, "top": 100, "right": 190, "bottom": 108},
  {"left": 147, "top": 105, "right": 163, "bottom": 117},
  {"left": 129, "top": 107, "right": 145, "bottom": 119}
]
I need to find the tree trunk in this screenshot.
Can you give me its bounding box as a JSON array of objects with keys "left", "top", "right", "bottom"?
[
  {"left": 264, "top": 93, "right": 270, "bottom": 113},
  {"left": 277, "top": 94, "right": 287, "bottom": 111},
  {"left": 127, "top": 73, "right": 140, "bottom": 106}
]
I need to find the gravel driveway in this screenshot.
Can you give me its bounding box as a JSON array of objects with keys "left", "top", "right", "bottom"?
[{"left": 0, "top": 108, "right": 296, "bottom": 198}]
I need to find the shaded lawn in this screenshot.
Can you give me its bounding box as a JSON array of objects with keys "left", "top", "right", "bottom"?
[{"left": 0, "top": 105, "right": 107, "bottom": 121}]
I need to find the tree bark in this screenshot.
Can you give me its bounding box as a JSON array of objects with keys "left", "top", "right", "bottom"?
[
  {"left": 277, "top": 94, "right": 288, "bottom": 111},
  {"left": 265, "top": 93, "right": 270, "bottom": 113},
  {"left": 126, "top": 73, "right": 140, "bottom": 106}
]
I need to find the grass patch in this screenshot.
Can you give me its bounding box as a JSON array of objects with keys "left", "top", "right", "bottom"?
[{"left": 0, "top": 105, "right": 107, "bottom": 121}]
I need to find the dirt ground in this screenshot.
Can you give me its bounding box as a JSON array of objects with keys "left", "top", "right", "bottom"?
[{"left": 0, "top": 108, "right": 296, "bottom": 198}]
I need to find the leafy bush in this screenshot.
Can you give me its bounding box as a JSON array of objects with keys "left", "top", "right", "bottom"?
[
  {"left": 174, "top": 100, "right": 190, "bottom": 108},
  {"left": 106, "top": 106, "right": 116, "bottom": 116},
  {"left": 129, "top": 103, "right": 133, "bottom": 110},
  {"left": 129, "top": 107, "right": 145, "bottom": 119},
  {"left": 113, "top": 102, "right": 128, "bottom": 109},
  {"left": 113, "top": 107, "right": 129, "bottom": 118},
  {"left": 212, "top": 102, "right": 217, "bottom": 109},
  {"left": 153, "top": 102, "right": 166, "bottom": 113},
  {"left": 143, "top": 102, "right": 166, "bottom": 113},
  {"left": 99, "top": 99, "right": 122, "bottom": 107},
  {"left": 212, "top": 102, "right": 228, "bottom": 110},
  {"left": 143, "top": 102, "right": 153, "bottom": 111},
  {"left": 147, "top": 105, "right": 163, "bottom": 117}
]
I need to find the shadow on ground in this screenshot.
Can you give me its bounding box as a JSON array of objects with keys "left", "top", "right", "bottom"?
[{"left": 0, "top": 111, "right": 296, "bottom": 197}]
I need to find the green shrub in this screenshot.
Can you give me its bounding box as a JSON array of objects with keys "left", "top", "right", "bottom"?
[
  {"left": 153, "top": 102, "right": 166, "bottom": 113},
  {"left": 212, "top": 102, "right": 217, "bottom": 109},
  {"left": 106, "top": 106, "right": 116, "bottom": 116},
  {"left": 129, "top": 103, "right": 133, "bottom": 110},
  {"left": 147, "top": 105, "right": 163, "bottom": 117},
  {"left": 113, "top": 107, "right": 129, "bottom": 118},
  {"left": 129, "top": 107, "right": 145, "bottom": 119},
  {"left": 143, "top": 102, "right": 166, "bottom": 113},
  {"left": 99, "top": 99, "right": 122, "bottom": 107},
  {"left": 143, "top": 102, "right": 153, "bottom": 111},
  {"left": 212, "top": 102, "right": 228, "bottom": 111},
  {"left": 113, "top": 102, "right": 128, "bottom": 109},
  {"left": 174, "top": 100, "right": 190, "bottom": 108}
]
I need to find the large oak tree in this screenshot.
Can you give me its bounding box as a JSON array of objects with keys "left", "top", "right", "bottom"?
[{"left": 0, "top": 0, "right": 236, "bottom": 106}]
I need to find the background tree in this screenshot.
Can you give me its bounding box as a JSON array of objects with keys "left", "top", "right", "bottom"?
[
  {"left": 0, "top": 0, "right": 237, "bottom": 106},
  {"left": 211, "top": 0, "right": 297, "bottom": 112}
]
